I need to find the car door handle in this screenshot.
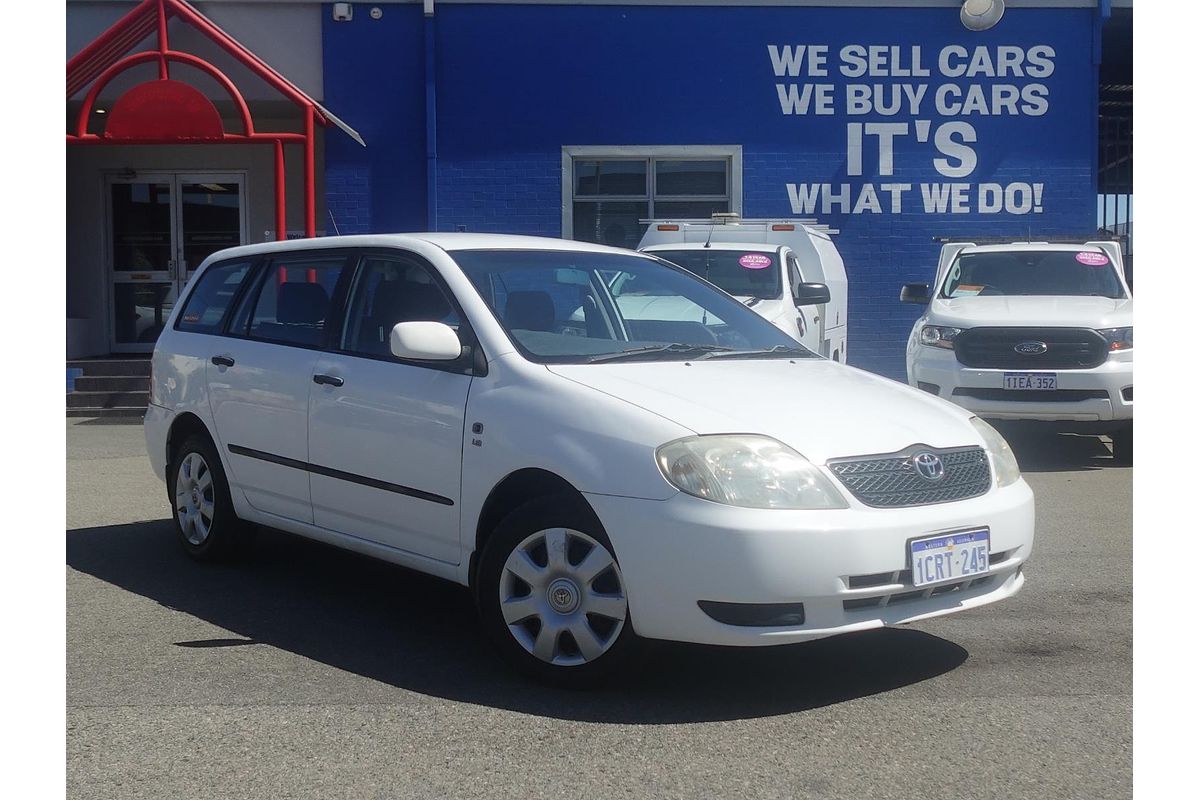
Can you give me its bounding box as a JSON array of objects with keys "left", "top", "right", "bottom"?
[
  {"left": 211, "top": 355, "right": 235, "bottom": 368},
  {"left": 313, "top": 373, "right": 344, "bottom": 387}
]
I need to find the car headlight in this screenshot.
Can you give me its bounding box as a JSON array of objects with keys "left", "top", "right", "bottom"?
[
  {"left": 1098, "top": 327, "right": 1133, "bottom": 352},
  {"left": 969, "top": 417, "right": 1021, "bottom": 488},
  {"left": 920, "top": 325, "right": 962, "bottom": 349},
  {"left": 656, "top": 434, "right": 848, "bottom": 510}
]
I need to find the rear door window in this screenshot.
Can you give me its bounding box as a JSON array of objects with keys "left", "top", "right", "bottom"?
[{"left": 241, "top": 254, "right": 354, "bottom": 348}]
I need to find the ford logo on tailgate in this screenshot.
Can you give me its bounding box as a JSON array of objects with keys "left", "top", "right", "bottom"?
[{"left": 1014, "top": 341, "right": 1048, "bottom": 355}]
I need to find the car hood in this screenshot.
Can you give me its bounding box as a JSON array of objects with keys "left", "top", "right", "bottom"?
[
  {"left": 929, "top": 295, "right": 1133, "bottom": 329},
  {"left": 547, "top": 359, "right": 980, "bottom": 464}
]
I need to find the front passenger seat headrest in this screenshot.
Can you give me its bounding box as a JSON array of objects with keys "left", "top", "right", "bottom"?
[{"left": 505, "top": 290, "right": 556, "bottom": 332}]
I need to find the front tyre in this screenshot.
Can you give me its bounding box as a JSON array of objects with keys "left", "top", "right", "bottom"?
[
  {"left": 476, "top": 495, "right": 636, "bottom": 687},
  {"left": 167, "top": 434, "right": 246, "bottom": 560}
]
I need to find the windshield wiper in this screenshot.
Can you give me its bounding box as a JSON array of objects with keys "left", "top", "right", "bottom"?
[
  {"left": 587, "top": 343, "right": 734, "bottom": 363},
  {"left": 701, "top": 344, "right": 818, "bottom": 360}
]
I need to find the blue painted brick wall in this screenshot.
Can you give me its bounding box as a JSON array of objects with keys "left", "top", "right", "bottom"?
[
  {"left": 324, "top": 3, "right": 1101, "bottom": 379},
  {"left": 325, "top": 167, "right": 373, "bottom": 234},
  {"left": 323, "top": 3, "right": 427, "bottom": 232},
  {"left": 437, "top": 154, "right": 561, "bottom": 236}
]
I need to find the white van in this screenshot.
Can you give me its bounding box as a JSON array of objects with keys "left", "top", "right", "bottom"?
[
  {"left": 637, "top": 216, "right": 849, "bottom": 362},
  {"left": 145, "top": 233, "right": 1033, "bottom": 685},
  {"left": 902, "top": 241, "right": 1133, "bottom": 463}
]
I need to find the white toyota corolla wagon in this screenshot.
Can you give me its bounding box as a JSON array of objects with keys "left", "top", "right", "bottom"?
[{"left": 145, "top": 233, "right": 1035, "bottom": 685}]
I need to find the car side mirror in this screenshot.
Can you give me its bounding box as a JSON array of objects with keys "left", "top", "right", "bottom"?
[
  {"left": 793, "top": 282, "right": 831, "bottom": 307},
  {"left": 900, "top": 283, "right": 932, "bottom": 304},
  {"left": 390, "top": 321, "right": 463, "bottom": 361}
]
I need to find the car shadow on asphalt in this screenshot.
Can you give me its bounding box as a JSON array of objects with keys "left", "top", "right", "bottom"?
[
  {"left": 992, "top": 424, "right": 1121, "bottom": 473},
  {"left": 67, "top": 519, "right": 968, "bottom": 724}
]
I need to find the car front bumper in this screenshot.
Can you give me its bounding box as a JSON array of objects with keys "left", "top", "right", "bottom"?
[
  {"left": 908, "top": 346, "right": 1133, "bottom": 423},
  {"left": 586, "top": 479, "right": 1034, "bottom": 647}
]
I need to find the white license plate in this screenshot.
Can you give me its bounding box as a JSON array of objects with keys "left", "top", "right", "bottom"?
[
  {"left": 1003, "top": 372, "right": 1057, "bottom": 390},
  {"left": 910, "top": 529, "right": 990, "bottom": 588}
]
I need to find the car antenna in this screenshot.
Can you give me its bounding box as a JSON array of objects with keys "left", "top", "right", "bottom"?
[
  {"left": 702, "top": 222, "right": 714, "bottom": 283},
  {"left": 701, "top": 219, "right": 719, "bottom": 326}
]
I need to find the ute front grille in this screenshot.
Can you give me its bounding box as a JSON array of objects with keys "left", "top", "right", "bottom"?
[{"left": 953, "top": 327, "right": 1108, "bottom": 370}]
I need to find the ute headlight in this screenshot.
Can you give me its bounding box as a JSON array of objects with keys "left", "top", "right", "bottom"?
[
  {"left": 920, "top": 325, "right": 963, "bottom": 349},
  {"left": 970, "top": 417, "right": 1021, "bottom": 488},
  {"left": 656, "top": 435, "right": 848, "bottom": 510},
  {"left": 1098, "top": 327, "right": 1133, "bottom": 352}
]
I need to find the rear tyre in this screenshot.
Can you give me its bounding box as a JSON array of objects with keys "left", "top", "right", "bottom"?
[
  {"left": 1111, "top": 424, "right": 1133, "bottom": 466},
  {"left": 475, "top": 494, "right": 637, "bottom": 687},
  {"left": 167, "top": 434, "right": 248, "bottom": 560}
]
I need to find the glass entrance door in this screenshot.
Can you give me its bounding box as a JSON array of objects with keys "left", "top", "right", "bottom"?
[{"left": 107, "top": 173, "right": 246, "bottom": 352}]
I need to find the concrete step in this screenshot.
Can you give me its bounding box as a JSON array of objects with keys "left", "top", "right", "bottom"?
[
  {"left": 66, "top": 390, "right": 150, "bottom": 409},
  {"left": 66, "top": 358, "right": 152, "bottom": 377},
  {"left": 73, "top": 375, "right": 151, "bottom": 393},
  {"left": 66, "top": 407, "right": 146, "bottom": 420}
]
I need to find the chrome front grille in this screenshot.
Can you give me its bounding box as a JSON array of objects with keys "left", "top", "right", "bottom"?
[{"left": 827, "top": 445, "right": 991, "bottom": 508}]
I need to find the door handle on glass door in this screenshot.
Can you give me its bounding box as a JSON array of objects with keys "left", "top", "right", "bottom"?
[
  {"left": 211, "top": 355, "right": 235, "bottom": 367},
  {"left": 313, "top": 374, "right": 344, "bottom": 387}
]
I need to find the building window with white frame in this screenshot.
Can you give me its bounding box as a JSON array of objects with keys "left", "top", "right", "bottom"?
[{"left": 563, "top": 147, "right": 741, "bottom": 250}]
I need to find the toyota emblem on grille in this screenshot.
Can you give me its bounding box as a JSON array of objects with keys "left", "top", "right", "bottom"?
[
  {"left": 1014, "top": 340, "right": 1048, "bottom": 355},
  {"left": 912, "top": 452, "right": 946, "bottom": 482}
]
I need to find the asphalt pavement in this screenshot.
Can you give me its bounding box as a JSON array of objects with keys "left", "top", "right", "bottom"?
[{"left": 66, "top": 418, "right": 1131, "bottom": 800}]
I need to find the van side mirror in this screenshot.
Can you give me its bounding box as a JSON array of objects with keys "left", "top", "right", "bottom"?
[
  {"left": 900, "top": 283, "right": 932, "bottom": 304},
  {"left": 390, "top": 321, "right": 463, "bottom": 361},
  {"left": 793, "top": 282, "right": 830, "bottom": 307}
]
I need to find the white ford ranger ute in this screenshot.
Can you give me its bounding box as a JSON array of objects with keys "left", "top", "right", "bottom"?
[{"left": 901, "top": 241, "right": 1132, "bottom": 464}]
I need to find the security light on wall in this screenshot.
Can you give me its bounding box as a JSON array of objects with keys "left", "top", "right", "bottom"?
[{"left": 961, "top": 0, "right": 1005, "bottom": 31}]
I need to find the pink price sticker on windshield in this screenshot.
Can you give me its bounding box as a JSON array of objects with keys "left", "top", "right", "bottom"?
[
  {"left": 738, "top": 253, "right": 773, "bottom": 270},
  {"left": 1075, "top": 251, "right": 1110, "bottom": 267}
]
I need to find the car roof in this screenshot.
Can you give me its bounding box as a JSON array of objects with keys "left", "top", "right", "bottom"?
[
  {"left": 958, "top": 243, "right": 1102, "bottom": 255},
  {"left": 198, "top": 232, "right": 639, "bottom": 263},
  {"left": 642, "top": 243, "right": 781, "bottom": 252}
]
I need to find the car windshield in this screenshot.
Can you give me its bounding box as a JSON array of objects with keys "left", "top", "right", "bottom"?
[
  {"left": 647, "top": 249, "right": 782, "bottom": 299},
  {"left": 451, "top": 250, "right": 810, "bottom": 364},
  {"left": 942, "top": 250, "right": 1126, "bottom": 299}
]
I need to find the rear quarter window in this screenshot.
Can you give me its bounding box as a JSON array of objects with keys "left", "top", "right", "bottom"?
[{"left": 176, "top": 260, "right": 253, "bottom": 334}]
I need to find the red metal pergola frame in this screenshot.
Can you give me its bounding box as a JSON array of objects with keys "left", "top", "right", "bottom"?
[{"left": 67, "top": 0, "right": 340, "bottom": 239}]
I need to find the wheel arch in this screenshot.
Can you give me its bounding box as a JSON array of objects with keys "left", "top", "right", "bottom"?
[
  {"left": 165, "top": 411, "right": 215, "bottom": 472},
  {"left": 470, "top": 467, "right": 599, "bottom": 589}
]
